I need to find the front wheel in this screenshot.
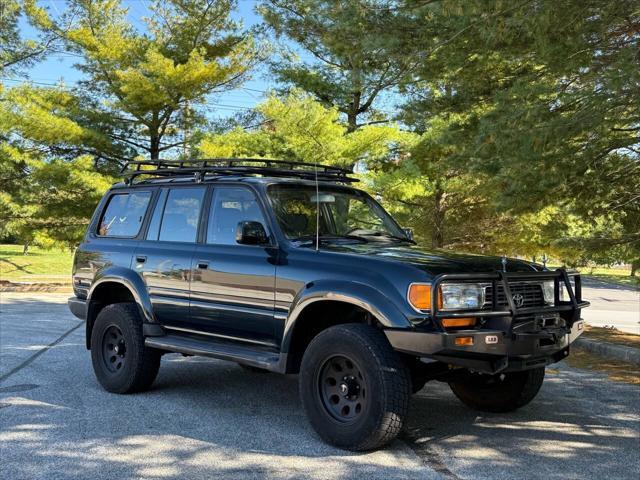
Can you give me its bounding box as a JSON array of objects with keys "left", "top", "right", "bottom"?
[
  {"left": 299, "top": 324, "right": 411, "bottom": 451},
  {"left": 448, "top": 367, "right": 545, "bottom": 413}
]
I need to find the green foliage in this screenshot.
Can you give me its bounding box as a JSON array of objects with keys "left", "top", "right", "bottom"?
[
  {"left": 260, "top": 0, "right": 412, "bottom": 130},
  {"left": 0, "top": 0, "right": 55, "bottom": 74},
  {"left": 53, "top": 0, "right": 258, "bottom": 159},
  {"left": 1, "top": 0, "right": 260, "bottom": 248},
  {"left": 0, "top": 151, "right": 113, "bottom": 248},
  {"left": 379, "top": 0, "right": 639, "bottom": 263},
  {"left": 199, "top": 90, "right": 412, "bottom": 166},
  {"left": 0, "top": 0, "right": 637, "bottom": 269}
]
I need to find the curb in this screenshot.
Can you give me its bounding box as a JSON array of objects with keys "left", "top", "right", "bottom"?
[
  {"left": 574, "top": 337, "right": 640, "bottom": 366},
  {"left": 0, "top": 282, "right": 72, "bottom": 293}
]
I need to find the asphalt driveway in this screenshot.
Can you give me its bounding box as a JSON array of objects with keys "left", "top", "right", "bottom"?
[{"left": 1, "top": 292, "right": 639, "bottom": 480}]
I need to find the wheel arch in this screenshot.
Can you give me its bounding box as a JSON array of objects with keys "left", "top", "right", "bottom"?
[
  {"left": 85, "top": 267, "right": 154, "bottom": 349},
  {"left": 280, "top": 281, "right": 411, "bottom": 373}
]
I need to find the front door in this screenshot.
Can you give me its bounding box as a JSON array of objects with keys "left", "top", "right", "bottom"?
[
  {"left": 190, "top": 185, "right": 278, "bottom": 346},
  {"left": 135, "top": 186, "right": 207, "bottom": 327}
]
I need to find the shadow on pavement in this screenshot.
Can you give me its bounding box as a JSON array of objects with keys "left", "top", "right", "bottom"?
[
  {"left": 1, "top": 294, "right": 639, "bottom": 479},
  {"left": 403, "top": 369, "right": 640, "bottom": 479}
]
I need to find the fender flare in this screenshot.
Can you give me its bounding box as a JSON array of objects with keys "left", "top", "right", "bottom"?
[
  {"left": 87, "top": 266, "right": 155, "bottom": 326},
  {"left": 280, "top": 279, "right": 412, "bottom": 355}
]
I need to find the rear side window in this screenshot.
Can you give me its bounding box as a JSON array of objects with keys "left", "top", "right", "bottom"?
[
  {"left": 98, "top": 191, "right": 151, "bottom": 237},
  {"left": 158, "top": 188, "right": 206, "bottom": 243}
]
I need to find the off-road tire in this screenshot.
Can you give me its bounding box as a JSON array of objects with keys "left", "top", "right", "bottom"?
[
  {"left": 448, "top": 367, "right": 545, "bottom": 413},
  {"left": 91, "top": 303, "right": 161, "bottom": 394},
  {"left": 299, "top": 324, "right": 411, "bottom": 451}
]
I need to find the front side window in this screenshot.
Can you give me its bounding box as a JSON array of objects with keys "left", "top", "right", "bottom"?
[
  {"left": 158, "top": 188, "right": 206, "bottom": 243},
  {"left": 267, "top": 185, "right": 407, "bottom": 243},
  {"left": 207, "top": 187, "right": 268, "bottom": 245},
  {"left": 98, "top": 191, "right": 151, "bottom": 237}
]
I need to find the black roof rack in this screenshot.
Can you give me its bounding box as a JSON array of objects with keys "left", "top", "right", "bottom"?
[{"left": 121, "top": 158, "right": 358, "bottom": 185}]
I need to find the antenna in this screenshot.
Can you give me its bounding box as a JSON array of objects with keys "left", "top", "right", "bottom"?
[{"left": 314, "top": 159, "right": 320, "bottom": 252}]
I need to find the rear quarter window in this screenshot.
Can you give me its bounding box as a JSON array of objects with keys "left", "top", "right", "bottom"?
[{"left": 98, "top": 191, "right": 151, "bottom": 237}]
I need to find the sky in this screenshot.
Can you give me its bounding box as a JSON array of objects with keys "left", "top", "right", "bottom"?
[{"left": 8, "top": 0, "right": 275, "bottom": 119}]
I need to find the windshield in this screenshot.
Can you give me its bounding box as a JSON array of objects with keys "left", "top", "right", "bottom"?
[{"left": 267, "top": 184, "right": 409, "bottom": 243}]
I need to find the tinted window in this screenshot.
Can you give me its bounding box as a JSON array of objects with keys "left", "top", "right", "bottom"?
[
  {"left": 98, "top": 191, "right": 151, "bottom": 237},
  {"left": 146, "top": 189, "right": 168, "bottom": 241},
  {"left": 207, "top": 187, "right": 267, "bottom": 245},
  {"left": 158, "top": 188, "right": 205, "bottom": 243}
]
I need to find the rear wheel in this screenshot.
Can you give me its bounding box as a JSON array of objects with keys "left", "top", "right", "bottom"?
[
  {"left": 299, "top": 324, "right": 411, "bottom": 451},
  {"left": 91, "top": 303, "right": 161, "bottom": 394},
  {"left": 448, "top": 367, "right": 545, "bottom": 412}
]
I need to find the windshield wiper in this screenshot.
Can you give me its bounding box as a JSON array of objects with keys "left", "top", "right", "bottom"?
[
  {"left": 359, "top": 232, "right": 416, "bottom": 244},
  {"left": 292, "top": 234, "right": 369, "bottom": 245}
]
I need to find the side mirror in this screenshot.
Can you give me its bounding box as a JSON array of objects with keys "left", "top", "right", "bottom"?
[
  {"left": 236, "top": 221, "right": 269, "bottom": 245},
  {"left": 403, "top": 228, "right": 414, "bottom": 241}
]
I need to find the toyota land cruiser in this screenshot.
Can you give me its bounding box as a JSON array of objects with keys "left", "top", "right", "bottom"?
[{"left": 68, "top": 159, "right": 589, "bottom": 450}]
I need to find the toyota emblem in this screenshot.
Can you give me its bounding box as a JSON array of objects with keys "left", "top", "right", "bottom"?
[{"left": 512, "top": 293, "right": 525, "bottom": 307}]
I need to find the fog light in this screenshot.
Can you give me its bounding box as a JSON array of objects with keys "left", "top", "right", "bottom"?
[
  {"left": 442, "top": 317, "right": 476, "bottom": 328},
  {"left": 454, "top": 336, "right": 474, "bottom": 346}
]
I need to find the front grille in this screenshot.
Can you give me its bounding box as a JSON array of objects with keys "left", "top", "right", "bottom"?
[{"left": 484, "top": 282, "right": 545, "bottom": 308}]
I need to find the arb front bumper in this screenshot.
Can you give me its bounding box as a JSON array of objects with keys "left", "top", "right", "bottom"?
[{"left": 385, "top": 269, "right": 590, "bottom": 374}]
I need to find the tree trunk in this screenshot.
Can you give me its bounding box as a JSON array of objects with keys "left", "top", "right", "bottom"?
[
  {"left": 346, "top": 83, "right": 362, "bottom": 133},
  {"left": 431, "top": 186, "right": 445, "bottom": 249},
  {"left": 150, "top": 134, "right": 160, "bottom": 160},
  {"left": 346, "top": 110, "right": 358, "bottom": 133},
  {"left": 23, "top": 242, "right": 29, "bottom": 255},
  {"left": 631, "top": 260, "right": 639, "bottom": 277},
  {"left": 149, "top": 112, "right": 161, "bottom": 160}
]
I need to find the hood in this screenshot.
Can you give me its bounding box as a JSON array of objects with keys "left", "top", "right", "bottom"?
[{"left": 315, "top": 242, "right": 543, "bottom": 275}]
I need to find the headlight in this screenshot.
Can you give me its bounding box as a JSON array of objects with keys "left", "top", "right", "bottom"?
[
  {"left": 440, "top": 283, "right": 484, "bottom": 310},
  {"left": 407, "top": 282, "right": 484, "bottom": 311},
  {"left": 542, "top": 280, "right": 564, "bottom": 304}
]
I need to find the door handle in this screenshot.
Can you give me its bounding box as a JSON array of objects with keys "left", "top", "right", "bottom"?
[
  {"left": 135, "top": 255, "right": 147, "bottom": 264},
  {"left": 197, "top": 261, "right": 209, "bottom": 270}
]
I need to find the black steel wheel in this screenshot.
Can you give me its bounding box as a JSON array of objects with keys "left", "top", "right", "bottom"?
[
  {"left": 91, "top": 303, "right": 161, "bottom": 394},
  {"left": 101, "top": 325, "right": 127, "bottom": 373},
  {"left": 299, "top": 323, "right": 410, "bottom": 451},
  {"left": 318, "top": 355, "right": 366, "bottom": 423}
]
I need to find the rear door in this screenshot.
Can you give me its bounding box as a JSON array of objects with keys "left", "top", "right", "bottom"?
[
  {"left": 190, "top": 185, "right": 278, "bottom": 346},
  {"left": 135, "top": 185, "right": 207, "bottom": 327}
]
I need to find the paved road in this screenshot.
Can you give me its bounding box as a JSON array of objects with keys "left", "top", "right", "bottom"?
[
  {"left": 582, "top": 278, "right": 639, "bottom": 334},
  {"left": 1, "top": 292, "right": 639, "bottom": 480}
]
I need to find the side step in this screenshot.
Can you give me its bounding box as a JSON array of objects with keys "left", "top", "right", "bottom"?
[{"left": 145, "top": 334, "right": 281, "bottom": 372}]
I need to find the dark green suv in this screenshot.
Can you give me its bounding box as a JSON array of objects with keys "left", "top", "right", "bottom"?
[{"left": 68, "top": 159, "right": 589, "bottom": 450}]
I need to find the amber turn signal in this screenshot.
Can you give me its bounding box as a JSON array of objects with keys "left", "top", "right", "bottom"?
[
  {"left": 408, "top": 284, "right": 432, "bottom": 310},
  {"left": 441, "top": 317, "right": 476, "bottom": 328},
  {"left": 454, "top": 336, "right": 474, "bottom": 346}
]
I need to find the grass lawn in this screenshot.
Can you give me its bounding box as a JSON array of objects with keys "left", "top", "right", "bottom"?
[
  {"left": 579, "top": 267, "right": 639, "bottom": 288},
  {"left": 549, "top": 264, "right": 638, "bottom": 288},
  {"left": 0, "top": 244, "right": 73, "bottom": 282}
]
